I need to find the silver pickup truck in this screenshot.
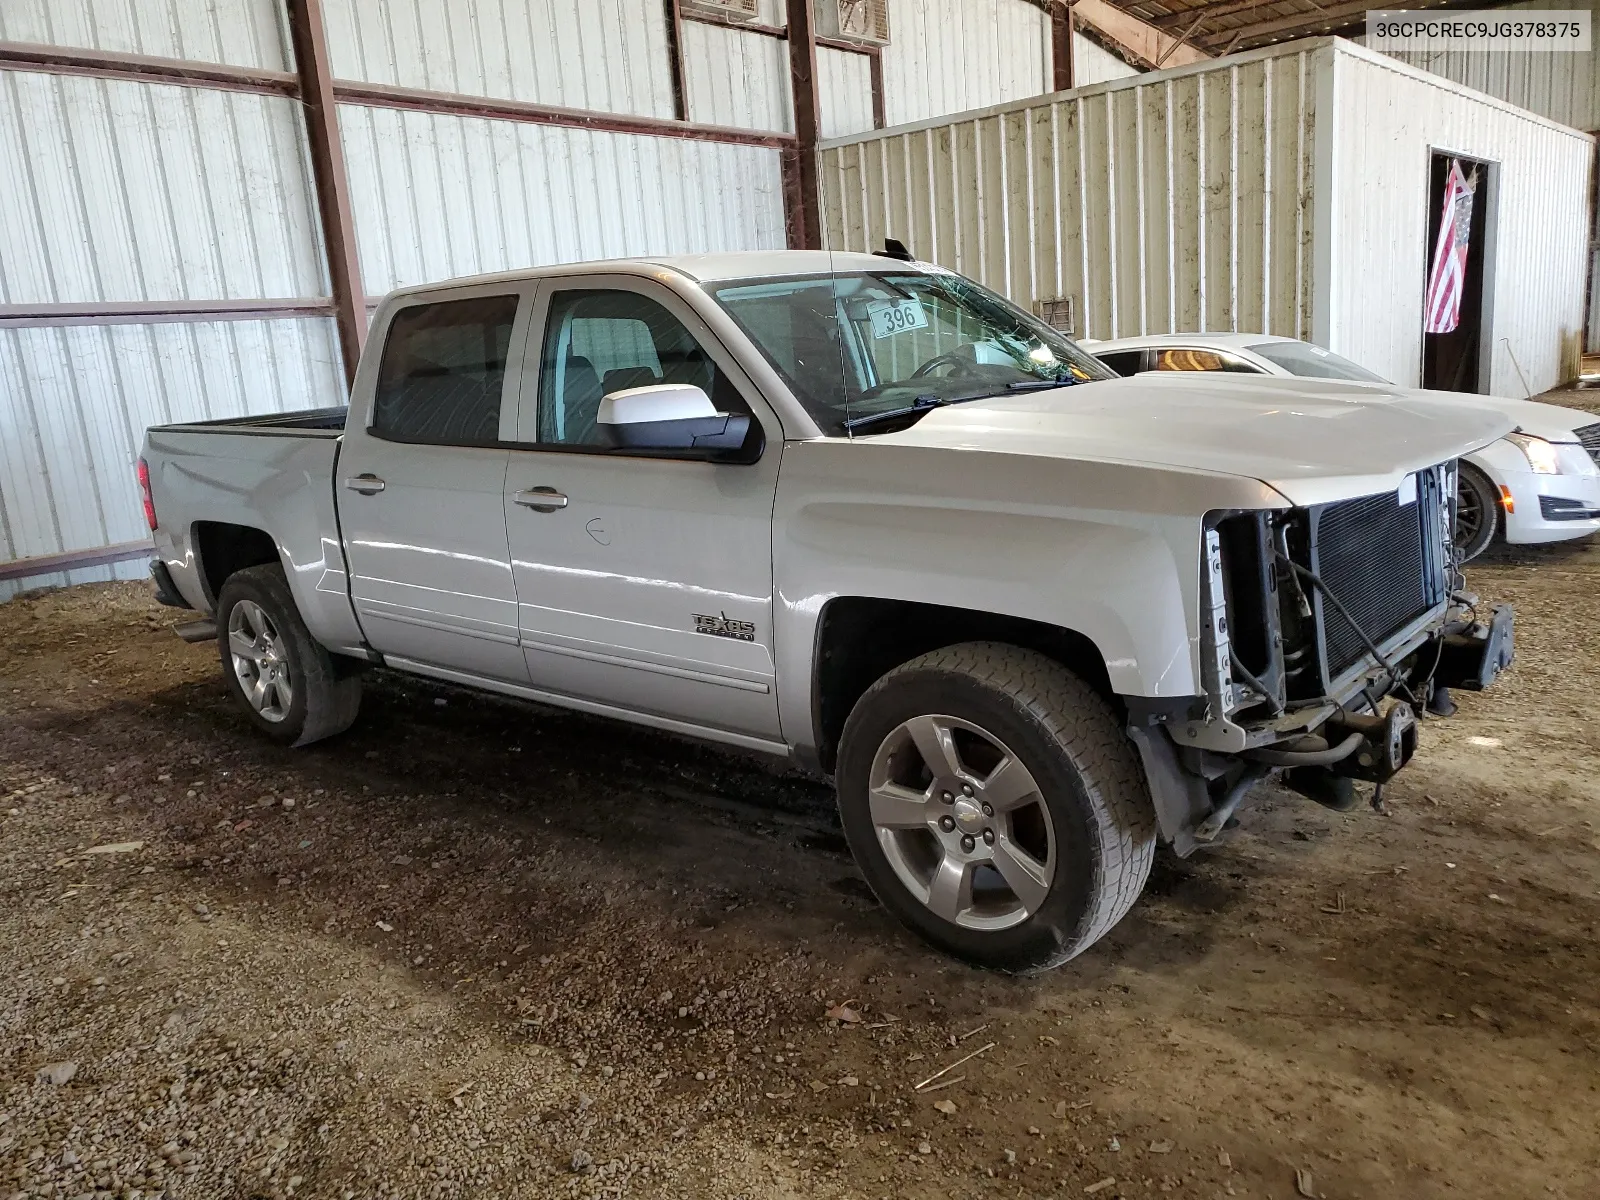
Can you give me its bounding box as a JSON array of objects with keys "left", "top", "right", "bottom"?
[{"left": 140, "top": 250, "right": 1515, "bottom": 971}]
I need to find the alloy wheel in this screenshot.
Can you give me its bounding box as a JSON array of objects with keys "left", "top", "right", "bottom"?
[
  {"left": 867, "top": 714, "right": 1056, "bottom": 931},
  {"left": 228, "top": 599, "right": 293, "bottom": 723}
]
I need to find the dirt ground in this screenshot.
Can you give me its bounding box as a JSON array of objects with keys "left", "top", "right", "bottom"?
[{"left": 1, "top": 540, "right": 1597, "bottom": 1200}]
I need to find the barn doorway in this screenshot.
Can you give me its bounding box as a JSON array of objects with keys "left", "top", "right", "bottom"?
[{"left": 1421, "top": 151, "right": 1495, "bottom": 394}]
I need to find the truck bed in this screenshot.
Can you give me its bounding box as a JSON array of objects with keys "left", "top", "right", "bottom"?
[{"left": 149, "top": 406, "right": 348, "bottom": 435}]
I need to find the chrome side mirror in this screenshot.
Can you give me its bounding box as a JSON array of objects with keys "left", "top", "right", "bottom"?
[{"left": 596, "top": 384, "right": 752, "bottom": 453}]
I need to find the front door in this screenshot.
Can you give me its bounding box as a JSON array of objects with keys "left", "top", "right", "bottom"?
[
  {"left": 502, "top": 278, "right": 783, "bottom": 741},
  {"left": 338, "top": 285, "right": 533, "bottom": 682}
]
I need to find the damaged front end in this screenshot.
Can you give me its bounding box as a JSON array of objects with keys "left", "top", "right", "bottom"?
[{"left": 1129, "top": 461, "right": 1515, "bottom": 856}]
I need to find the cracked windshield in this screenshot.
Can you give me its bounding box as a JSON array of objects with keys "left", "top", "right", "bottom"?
[{"left": 711, "top": 267, "right": 1113, "bottom": 435}]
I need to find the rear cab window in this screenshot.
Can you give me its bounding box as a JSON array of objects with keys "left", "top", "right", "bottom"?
[{"left": 372, "top": 295, "right": 520, "bottom": 445}]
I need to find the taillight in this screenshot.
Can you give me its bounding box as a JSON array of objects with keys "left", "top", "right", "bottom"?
[{"left": 136, "top": 458, "right": 158, "bottom": 530}]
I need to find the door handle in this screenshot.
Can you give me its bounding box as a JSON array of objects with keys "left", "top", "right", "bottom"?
[
  {"left": 345, "top": 474, "right": 386, "bottom": 495},
  {"left": 514, "top": 486, "right": 569, "bottom": 513}
]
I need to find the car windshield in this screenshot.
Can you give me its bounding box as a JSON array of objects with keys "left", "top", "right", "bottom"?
[
  {"left": 1248, "top": 340, "right": 1388, "bottom": 383},
  {"left": 708, "top": 270, "right": 1113, "bottom": 435}
]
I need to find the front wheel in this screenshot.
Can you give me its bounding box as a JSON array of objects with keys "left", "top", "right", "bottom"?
[
  {"left": 216, "top": 563, "right": 361, "bottom": 747},
  {"left": 836, "top": 643, "right": 1156, "bottom": 972},
  {"left": 1455, "top": 463, "right": 1500, "bottom": 562}
]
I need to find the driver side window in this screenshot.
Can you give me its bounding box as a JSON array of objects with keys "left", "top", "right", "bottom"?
[{"left": 537, "top": 290, "right": 748, "bottom": 447}]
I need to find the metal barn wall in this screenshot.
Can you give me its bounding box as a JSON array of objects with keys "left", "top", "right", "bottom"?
[
  {"left": 338, "top": 103, "right": 788, "bottom": 294},
  {"left": 819, "top": 43, "right": 1318, "bottom": 344},
  {"left": 1356, "top": 0, "right": 1600, "bottom": 133},
  {"left": 1322, "top": 44, "right": 1594, "bottom": 395},
  {"left": 0, "top": 319, "right": 344, "bottom": 602},
  {"left": 1073, "top": 31, "right": 1140, "bottom": 88},
  {"left": 880, "top": 0, "right": 1051, "bottom": 128},
  {"left": 321, "top": 0, "right": 675, "bottom": 117},
  {"left": 818, "top": 45, "right": 874, "bottom": 138},
  {"left": 0, "top": 0, "right": 289, "bottom": 69},
  {"left": 0, "top": 66, "right": 341, "bottom": 600},
  {"left": 0, "top": 72, "right": 326, "bottom": 306},
  {"left": 683, "top": 21, "right": 791, "bottom": 132}
]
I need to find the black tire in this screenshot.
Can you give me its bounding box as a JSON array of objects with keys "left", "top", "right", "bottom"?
[
  {"left": 1455, "top": 463, "right": 1499, "bottom": 563},
  {"left": 836, "top": 642, "right": 1156, "bottom": 973},
  {"left": 216, "top": 563, "right": 361, "bottom": 747}
]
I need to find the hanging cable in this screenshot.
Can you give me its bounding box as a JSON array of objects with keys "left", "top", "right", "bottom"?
[{"left": 1272, "top": 551, "right": 1422, "bottom": 709}]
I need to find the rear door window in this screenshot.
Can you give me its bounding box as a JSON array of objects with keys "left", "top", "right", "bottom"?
[
  {"left": 1153, "top": 347, "right": 1263, "bottom": 374},
  {"left": 373, "top": 295, "right": 519, "bottom": 444},
  {"left": 1095, "top": 350, "right": 1146, "bottom": 377}
]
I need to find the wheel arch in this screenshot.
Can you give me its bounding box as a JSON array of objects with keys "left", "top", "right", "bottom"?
[
  {"left": 809, "top": 596, "right": 1117, "bottom": 775},
  {"left": 193, "top": 520, "right": 282, "bottom": 608}
]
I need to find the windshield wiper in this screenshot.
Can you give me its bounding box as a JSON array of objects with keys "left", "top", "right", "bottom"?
[
  {"left": 843, "top": 393, "right": 950, "bottom": 433},
  {"left": 1005, "top": 371, "right": 1076, "bottom": 391}
]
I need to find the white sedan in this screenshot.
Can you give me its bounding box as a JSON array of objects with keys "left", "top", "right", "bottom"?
[{"left": 1084, "top": 333, "right": 1600, "bottom": 561}]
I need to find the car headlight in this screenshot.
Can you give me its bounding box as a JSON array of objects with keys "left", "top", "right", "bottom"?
[{"left": 1507, "top": 432, "right": 1561, "bottom": 474}]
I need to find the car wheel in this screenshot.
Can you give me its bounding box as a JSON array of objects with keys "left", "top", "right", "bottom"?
[
  {"left": 216, "top": 563, "right": 361, "bottom": 747},
  {"left": 836, "top": 642, "right": 1156, "bottom": 972},
  {"left": 1454, "top": 463, "right": 1499, "bottom": 562}
]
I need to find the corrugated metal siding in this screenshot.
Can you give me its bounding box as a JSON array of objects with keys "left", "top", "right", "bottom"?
[
  {"left": 880, "top": 0, "right": 1050, "bottom": 127},
  {"left": 1073, "top": 31, "right": 1139, "bottom": 88},
  {"left": 339, "top": 103, "right": 787, "bottom": 293},
  {"left": 1357, "top": 0, "right": 1600, "bottom": 132},
  {"left": 321, "top": 0, "right": 675, "bottom": 118},
  {"left": 0, "top": 0, "right": 290, "bottom": 70},
  {"left": 1326, "top": 45, "right": 1593, "bottom": 394},
  {"left": 683, "top": 21, "right": 791, "bottom": 132},
  {"left": 0, "top": 317, "right": 344, "bottom": 577},
  {"left": 819, "top": 46, "right": 1318, "bottom": 342},
  {"left": 818, "top": 45, "right": 874, "bottom": 139},
  {"left": 0, "top": 71, "right": 327, "bottom": 304}
]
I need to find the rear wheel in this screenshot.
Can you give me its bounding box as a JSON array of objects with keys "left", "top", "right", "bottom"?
[
  {"left": 1455, "top": 463, "right": 1499, "bottom": 562},
  {"left": 836, "top": 642, "right": 1156, "bottom": 972},
  {"left": 216, "top": 563, "right": 361, "bottom": 747}
]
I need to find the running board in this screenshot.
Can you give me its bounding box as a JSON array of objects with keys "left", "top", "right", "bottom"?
[{"left": 174, "top": 619, "right": 218, "bottom": 644}]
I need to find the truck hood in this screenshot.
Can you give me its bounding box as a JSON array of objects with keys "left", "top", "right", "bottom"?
[{"left": 874, "top": 372, "right": 1516, "bottom": 507}]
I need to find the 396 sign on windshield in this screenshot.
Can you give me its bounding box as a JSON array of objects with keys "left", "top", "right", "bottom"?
[{"left": 868, "top": 298, "right": 929, "bottom": 339}]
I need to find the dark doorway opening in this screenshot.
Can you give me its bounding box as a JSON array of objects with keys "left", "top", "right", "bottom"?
[{"left": 1421, "top": 152, "right": 1493, "bottom": 393}]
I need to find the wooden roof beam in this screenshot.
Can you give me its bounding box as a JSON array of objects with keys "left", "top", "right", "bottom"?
[{"left": 1070, "top": 0, "right": 1212, "bottom": 70}]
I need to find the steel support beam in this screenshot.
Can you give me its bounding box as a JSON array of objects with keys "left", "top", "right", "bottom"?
[
  {"left": 664, "top": 0, "right": 689, "bottom": 121},
  {"left": 0, "top": 541, "right": 154, "bottom": 584},
  {"left": 287, "top": 0, "right": 367, "bottom": 388},
  {"left": 785, "top": 0, "right": 824, "bottom": 249},
  {"left": 0, "top": 40, "right": 297, "bottom": 95},
  {"left": 1050, "top": 2, "right": 1075, "bottom": 92}
]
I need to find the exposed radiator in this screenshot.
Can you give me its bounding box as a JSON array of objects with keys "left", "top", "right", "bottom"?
[{"left": 1312, "top": 470, "right": 1447, "bottom": 682}]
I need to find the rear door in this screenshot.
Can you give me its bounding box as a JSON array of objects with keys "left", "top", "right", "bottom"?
[
  {"left": 337, "top": 282, "right": 535, "bottom": 682},
  {"left": 502, "top": 275, "right": 784, "bottom": 743}
]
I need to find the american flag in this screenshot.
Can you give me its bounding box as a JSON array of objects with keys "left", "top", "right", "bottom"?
[{"left": 1424, "top": 160, "right": 1476, "bottom": 335}]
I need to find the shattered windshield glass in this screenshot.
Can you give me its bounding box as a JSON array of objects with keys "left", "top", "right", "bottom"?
[{"left": 709, "top": 269, "right": 1113, "bottom": 436}]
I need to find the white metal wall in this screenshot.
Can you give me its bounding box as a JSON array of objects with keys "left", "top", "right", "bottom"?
[
  {"left": 683, "top": 21, "right": 791, "bottom": 132},
  {"left": 0, "top": 319, "right": 344, "bottom": 602},
  {"left": 1073, "top": 31, "right": 1139, "bottom": 88},
  {"left": 880, "top": 0, "right": 1051, "bottom": 127},
  {"left": 338, "top": 105, "right": 787, "bottom": 294},
  {"left": 0, "top": 72, "right": 326, "bottom": 305},
  {"left": 0, "top": 66, "right": 340, "bottom": 598},
  {"left": 0, "top": 0, "right": 289, "bottom": 69},
  {"left": 1357, "top": 0, "right": 1600, "bottom": 133},
  {"left": 819, "top": 44, "right": 1318, "bottom": 344},
  {"left": 818, "top": 44, "right": 874, "bottom": 138},
  {"left": 321, "top": 0, "right": 675, "bottom": 118},
  {"left": 1323, "top": 44, "right": 1594, "bottom": 395}
]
